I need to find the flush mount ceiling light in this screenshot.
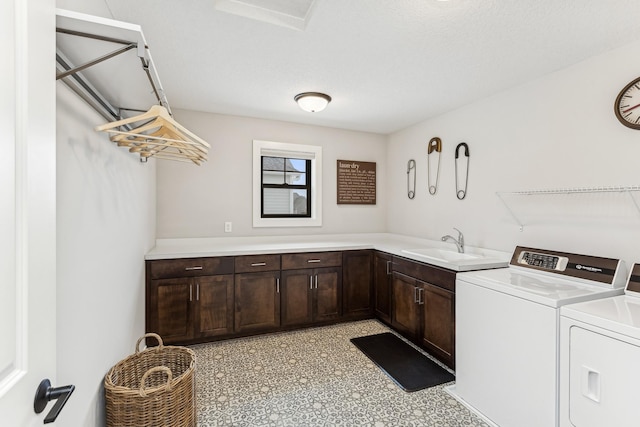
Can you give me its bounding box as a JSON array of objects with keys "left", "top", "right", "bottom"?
[{"left": 294, "top": 92, "right": 331, "bottom": 113}]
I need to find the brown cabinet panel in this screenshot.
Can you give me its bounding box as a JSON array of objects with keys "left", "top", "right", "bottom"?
[
  {"left": 281, "top": 269, "right": 314, "bottom": 326},
  {"left": 373, "top": 251, "right": 393, "bottom": 324},
  {"left": 389, "top": 256, "right": 456, "bottom": 369},
  {"left": 342, "top": 250, "right": 373, "bottom": 318},
  {"left": 149, "top": 257, "right": 234, "bottom": 279},
  {"left": 422, "top": 283, "right": 455, "bottom": 369},
  {"left": 196, "top": 274, "right": 234, "bottom": 337},
  {"left": 234, "top": 254, "right": 281, "bottom": 273},
  {"left": 314, "top": 267, "right": 342, "bottom": 322},
  {"left": 148, "top": 278, "right": 194, "bottom": 343},
  {"left": 148, "top": 274, "right": 235, "bottom": 345},
  {"left": 391, "top": 272, "right": 422, "bottom": 341},
  {"left": 281, "top": 266, "right": 342, "bottom": 326},
  {"left": 392, "top": 256, "right": 455, "bottom": 292},
  {"left": 235, "top": 271, "right": 281, "bottom": 333},
  {"left": 282, "top": 251, "right": 342, "bottom": 270}
]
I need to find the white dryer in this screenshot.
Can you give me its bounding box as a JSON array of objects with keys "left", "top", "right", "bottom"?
[
  {"left": 447, "top": 247, "right": 626, "bottom": 427},
  {"left": 559, "top": 263, "right": 640, "bottom": 427}
]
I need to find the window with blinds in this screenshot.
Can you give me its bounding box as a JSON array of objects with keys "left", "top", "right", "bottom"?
[
  {"left": 253, "top": 140, "right": 322, "bottom": 227},
  {"left": 261, "top": 156, "right": 311, "bottom": 217}
]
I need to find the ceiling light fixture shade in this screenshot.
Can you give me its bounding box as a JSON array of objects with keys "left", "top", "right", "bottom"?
[{"left": 294, "top": 92, "right": 331, "bottom": 112}]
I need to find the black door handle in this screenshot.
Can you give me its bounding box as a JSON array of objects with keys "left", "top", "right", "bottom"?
[{"left": 34, "top": 379, "right": 75, "bottom": 424}]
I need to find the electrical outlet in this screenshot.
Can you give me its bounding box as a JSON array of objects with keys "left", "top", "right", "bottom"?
[{"left": 224, "top": 222, "right": 232, "bottom": 233}]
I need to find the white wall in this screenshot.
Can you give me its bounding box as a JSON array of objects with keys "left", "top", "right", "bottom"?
[
  {"left": 388, "top": 38, "right": 640, "bottom": 268},
  {"left": 56, "top": 84, "right": 156, "bottom": 426},
  {"left": 157, "top": 111, "right": 388, "bottom": 238}
]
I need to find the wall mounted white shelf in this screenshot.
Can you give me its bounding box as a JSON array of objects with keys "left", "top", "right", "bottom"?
[{"left": 496, "top": 186, "right": 640, "bottom": 231}]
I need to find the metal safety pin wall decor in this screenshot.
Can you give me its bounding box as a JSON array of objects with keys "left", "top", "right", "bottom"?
[
  {"left": 407, "top": 159, "right": 416, "bottom": 199},
  {"left": 455, "top": 142, "right": 470, "bottom": 200},
  {"left": 427, "top": 137, "right": 442, "bottom": 195}
]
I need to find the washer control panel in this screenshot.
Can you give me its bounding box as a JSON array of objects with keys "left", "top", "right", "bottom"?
[
  {"left": 510, "top": 246, "right": 624, "bottom": 287},
  {"left": 517, "top": 251, "right": 569, "bottom": 271}
]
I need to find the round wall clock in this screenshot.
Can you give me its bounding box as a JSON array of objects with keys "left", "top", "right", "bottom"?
[{"left": 615, "top": 76, "right": 640, "bottom": 129}]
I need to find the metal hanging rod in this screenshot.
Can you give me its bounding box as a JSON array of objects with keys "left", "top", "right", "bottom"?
[
  {"left": 55, "top": 27, "right": 168, "bottom": 112},
  {"left": 56, "top": 49, "right": 126, "bottom": 125},
  {"left": 140, "top": 57, "right": 167, "bottom": 114},
  {"left": 55, "top": 27, "right": 167, "bottom": 112},
  {"left": 56, "top": 27, "right": 144, "bottom": 47},
  {"left": 55, "top": 13, "right": 171, "bottom": 117},
  {"left": 56, "top": 42, "right": 137, "bottom": 80}
]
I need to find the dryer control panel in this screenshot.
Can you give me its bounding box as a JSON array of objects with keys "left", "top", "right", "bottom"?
[{"left": 625, "top": 263, "right": 640, "bottom": 296}]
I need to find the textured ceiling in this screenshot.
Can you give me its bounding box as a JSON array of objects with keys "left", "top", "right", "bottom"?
[{"left": 57, "top": 0, "right": 640, "bottom": 134}]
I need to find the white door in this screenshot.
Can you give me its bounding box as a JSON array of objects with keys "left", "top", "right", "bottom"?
[{"left": 0, "top": 0, "right": 58, "bottom": 425}]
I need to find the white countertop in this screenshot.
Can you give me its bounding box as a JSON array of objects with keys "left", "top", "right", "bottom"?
[{"left": 146, "top": 233, "right": 511, "bottom": 272}]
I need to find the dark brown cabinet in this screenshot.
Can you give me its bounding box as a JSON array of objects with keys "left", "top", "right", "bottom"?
[
  {"left": 234, "top": 254, "right": 282, "bottom": 334},
  {"left": 197, "top": 275, "right": 235, "bottom": 337},
  {"left": 280, "top": 269, "right": 313, "bottom": 326},
  {"left": 314, "top": 267, "right": 342, "bottom": 321},
  {"left": 148, "top": 277, "right": 193, "bottom": 343},
  {"left": 281, "top": 267, "right": 342, "bottom": 326},
  {"left": 373, "top": 251, "right": 393, "bottom": 324},
  {"left": 281, "top": 252, "right": 342, "bottom": 326},
  {"left": 234, "top": 271, "right": 281, "bottom": 333},
  {"left": 421, "top": 282, "right": 455, "bottom": 368},
  {"left": 390, "top": 256, "right": 456, "bottom": 369},
  {"left": 146, "top": 257, "right": 234, "bottom": 344},
  {"left": 391, "top": 271, "right": 423, "bottom": 341},
  {"left": 342, "top": 250, "right": 373, "bottom": 319},
  {"left": 145, "top": 249, "right": 453, "bottom": 365}
]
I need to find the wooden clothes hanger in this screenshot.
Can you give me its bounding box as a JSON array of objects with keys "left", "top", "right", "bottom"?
[
  {"left": 97, "top": 105, "right": 210, "bottom": 148},
  {"left": 95, "top": 104, "right": 166, "bottom": 132},
  {"left": 109, "top": 129, "right": 208, "bottom": 157},
  {"left": 108, "top": 114, "right": 205, "bottom": 148},
  {"left": 95, "top": 105, "right": 210, "bottom": 165},
  {"left": 117, "top": 127, "right": 208, "bottom": 163}
]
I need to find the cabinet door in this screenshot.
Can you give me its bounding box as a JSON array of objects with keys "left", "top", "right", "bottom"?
[
  {"left": 391, "top": 272, "right": 422, "bottom": 341},
  {"left": 281, "top": 269, "right": 313, "bottom": 326},
  {"left": 195, "top": 274, "right": 234, "bottom": 338},
  {"left": 235, "top": 271, "right": 281, "bottom": 333},
  {"left": 422, "top": 282, "right": 455, "bottom": 368},
  {"left": 342, "top": 250, "right": 373, "bottom": 318},
  {"left": 314, "top": 267, "right": 342, "bottom": 322},
  {"left": 373, "top": 252, "right": 393, "bottom": 324},
  {"left": 148, "top": 278, "right": 194, "bottom": 343}
]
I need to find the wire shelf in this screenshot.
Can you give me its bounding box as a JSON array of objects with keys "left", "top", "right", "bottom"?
[{"left": 496, "top": 186, "right": 640, "bottom": 230}]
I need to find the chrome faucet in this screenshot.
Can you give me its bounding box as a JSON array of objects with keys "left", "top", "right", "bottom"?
[{"left": 441, "top": 228, "right": 464, "bottom": 253}]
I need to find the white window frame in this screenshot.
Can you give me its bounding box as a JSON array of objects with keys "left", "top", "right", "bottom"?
[{"left": 253, "top": 140, "right": 322, "bottom": 227}]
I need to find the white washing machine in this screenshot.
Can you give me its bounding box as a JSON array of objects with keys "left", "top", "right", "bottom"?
[
  {"left": 446, "top": 246, "right": 626, "bottom": 427},
  {"left": 559, "top": 263, "right": 640, "bottom": 427}
]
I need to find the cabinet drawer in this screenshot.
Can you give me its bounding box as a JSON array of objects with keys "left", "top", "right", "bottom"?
[
  {"left": 235, "top": 254, "right": 281, "bottom": 273},
  {"left": 149, "top": 257, "right": 234, "bottom": 279},
  {"left": 282, "top": 251, "right": 342, "bottom": 270},
  {"left": 392, "top": 256, "right": 455, "bottom": 292}
]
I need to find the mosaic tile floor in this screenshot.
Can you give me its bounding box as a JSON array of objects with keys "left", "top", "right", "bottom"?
[{"left": 191, "top": 320, "right": 489, "bottom": 426}]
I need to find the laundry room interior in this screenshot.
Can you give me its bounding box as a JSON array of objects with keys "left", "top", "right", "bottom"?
[{"left": 5, "top": 0, "right": 640, "bottom": 426}]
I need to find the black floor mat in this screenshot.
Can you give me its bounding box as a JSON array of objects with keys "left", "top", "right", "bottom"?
[{"left": 350, "top": 332, "right": 455, "bottom": 392}]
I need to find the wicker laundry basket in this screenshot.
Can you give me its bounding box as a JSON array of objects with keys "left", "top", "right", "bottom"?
[{"left": 104, "top": 333, "right": 196, "bottom": 427}]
